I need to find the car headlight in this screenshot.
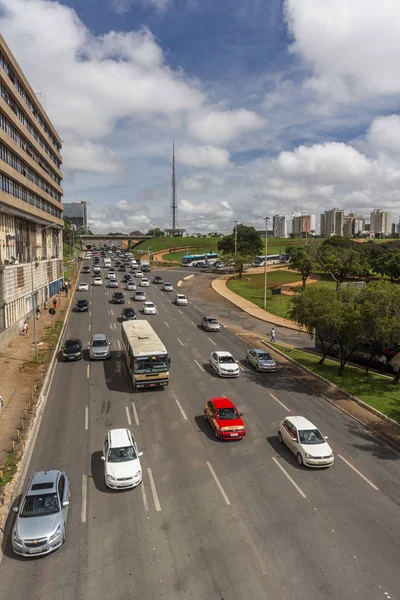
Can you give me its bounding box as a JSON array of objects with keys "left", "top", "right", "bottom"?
[
  {"left": 328, "top": 452, "right": 334, "bottom": 458},
  {"left": 305, "top": 453, "right": 312, "bottom": 459},
  {"left": 106, "top": 475, "right": 116, "bottom": 481},
  {"left": 134, "top": 470, "right": 141, "bottom": 478},
  {"left": 13, "top": 530, "right": 22, "bottom": 544},
  {"left": 49, "top": 525, "right": 61, "bottom": 541}
]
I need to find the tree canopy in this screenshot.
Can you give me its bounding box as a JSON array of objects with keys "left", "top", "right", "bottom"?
[
  {"left": 286, "top": 244, "right": 318, "bottom": 288},
  {"left": 218, "top": 224, "right": 262, "bottom": 256}
]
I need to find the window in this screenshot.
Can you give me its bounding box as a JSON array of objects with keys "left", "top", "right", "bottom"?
[
  {"left": 58, "top": 475, "right": 65, "bottom": 501},
  {"left": 0, "top": 171, "right": 62, "bottom": 220}
]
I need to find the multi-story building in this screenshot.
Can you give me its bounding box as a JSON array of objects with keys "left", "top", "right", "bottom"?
[
  {"left": 272, "top": 215, "right": 289, "bottom": 238},
  {"left": 343, "top": 213, "right": 365, "bottom": 236},
  {"left": 370, "top": 209, "right": 392, "bottom": 236},
  {"left": 397, "top": 218, "right": 400, "bottom": 234},
  {"left": 0, "top": 34, "right": 63, "bottom": 350},
  {"left": 293, "top": 214, "right": 311, "bottom": 236},
  {"left": 320, "top": 208, "right": 344, "bottom": 237},
  {"left": 64, "top": 201, "right": 87, "bottom": 230}
]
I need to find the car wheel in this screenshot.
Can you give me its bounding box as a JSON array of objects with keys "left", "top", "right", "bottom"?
[
  {"left": 204, "top": 412, "right": 208, "bottom": 421},
  {"left": 278, "top": 431, "right": 283, "bottom": 444},
  {"left": 63, "top": 527, "right": 66, "bottom": 543},
  {"left": 246, "top": 356, "right": 249, "bottom": 363},
  {"left": 297, "top": 453, "right": 303, "bottom": 466},
  {"left": 256, "top": 365, "right": 260, "bottom": 372}
]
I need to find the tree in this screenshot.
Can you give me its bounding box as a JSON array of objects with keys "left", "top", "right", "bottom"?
[
  {"left": 373, "top": 249, "right": 400, "bottom": 283},
  {"left": 146, "top": 228, "right": 165, "bottom": 237},
  {"left": 316, "top": 237, "right": 370, "bottom": 290},
  {"left": 218, "top": 224, "right": 262, "bottom": 256},
  {"left": 286, "top": 245, "right": 318, "bottom": 289},
  {"left": 221, "top": 252, "right": 254, "bottom": 279}
]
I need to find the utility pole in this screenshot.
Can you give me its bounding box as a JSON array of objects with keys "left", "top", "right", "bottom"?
[
  {"left": 234, "top": 220, "right": 238, "bottom": 255},
  {"left": 263, "top": 217, "right": 269, "bottom": 310}
]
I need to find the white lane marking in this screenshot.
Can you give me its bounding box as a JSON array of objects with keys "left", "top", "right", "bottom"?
[
  {"left": 88, "top": 324, "right": 91, "bottom": 332},
  {"left": 89, "top": 310, "right": 92, "bottom": 317},
  {"left": 107, "top": 310, "right": 110, "bottom": 316},
  {"left": 113, "top": 323, "right": 117, "bottom": 330},
  {"left": 238, "top": 364, "right": 245, "bottom": 371},
  {"left": 164, "top": 321, "right": 170, "bottom": 328},
  {"left": 194, "top": 359, "right": 204, "bottom": 372},
  {"left": 269, "top": 392, "right": 290, "bottom": 412},
  {"left": 125, "top": 406, "right": 132, "bottom": 425},
  {"left": 141, "top": 480, "right": 149, "bottom": 511},
  {"left": 190, "top": 302, "right": 199, "bottom": 309},
  {"left": 147, "top": 468, "right": 162, "bottom": 511},
  {"left": 272, "top": 457, "right": 306, "bottom": 498},
  {"left": 183, "top": 274, "right": 194, "bottom": 280},
  {"left": 178, "top": 309, "right": 183, "bottom": 314},
  {"left": 131, "top": 401, "right": 140, "bottom": 425},
  {"left": 90, "top": 300, "right": 92, "bottom": 306},
  {"left": 85, "top": 406, "right": 89, "bottom": 431},
  {"left": 207, "top": 336, "right": 217, "bottom": 346},
  {"left": 110, "top": 309, "right": 114, "bottom": 316},
  {"left": 175, "top": 397, "right": 188, "bottom": 420},
  {"left": 177, "top": 337, "right": 184, "bottom": 346},
  {"left": 177, "top": 280, "right": 182, "bottom": 288},
  {"left": 338, "top": 454, "right": 379, "bottom": 491},
  {"left": 86, "top": 364, "right": 90, "bottom": 379},
  {"left": 117, "top": 339, "right": 121, "bottom": 349},
  {"left": 191, "top": 321, "right": 197, "bottom": 327},
  {"left": 206, "top": 462, "right": 231, "bottom": 506},
  {"left": 109, "top": 323, "right": 113, "bottom": 330},
  {"left": 81, "top": 474, "right": 87, "bottom": 523}
]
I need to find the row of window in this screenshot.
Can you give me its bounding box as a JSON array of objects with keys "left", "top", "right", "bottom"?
[
  {"left": 0, "top": 141, "right": 61, "bottom": 202},
  {"left": 0, "top": 52, "right": 61, "bottom": 152},
  {"left": 0, "top": 82, "right": 61, "bottom": 169},
  {"left": 0, "top": 171, "right": 63, "bottom": 220},
  {"left": 0, "top": 112, "right": 61, "bottom": 185}
]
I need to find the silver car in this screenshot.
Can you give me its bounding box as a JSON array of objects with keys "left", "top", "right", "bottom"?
[
  {"left": 201, "top": 316, "right": 221, "bottom": 332},
  {"left": 89, "top": 333, "right": 111, "bottom": 360},
  {"left": 108, "top": 280, "right": 119, "bottom": 288},
  {"left": 12, "top": 470, "right": 70, "bottom": 557},
  {"left": 126, "top": 282, "right": 137, "bottom": 291},
  {"left": 246, "top": 348, "right": 277, "bottom": 372}
]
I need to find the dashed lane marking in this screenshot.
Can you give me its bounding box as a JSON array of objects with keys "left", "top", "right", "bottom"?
[
  {"left": 86, "top": 364, "right": 90, "bottom": 379},
  {"left": 338, "top": 454, "right": 379, "bottom": 491},
  {"left": 207, "top": 336, "right": 217, "bottom": 346},
  {"left": 131, "top": 401, "right": 140, "bottom": 425},
  {"left": 81, "top": 474, "right": 87, "bottom": 523},
  {"left": 177, "top": 337, "right": 184, "bottom": 346},
  {"left": 207, "top": 461, "right": 231, "bottom": 505},
  {"left": 194, "top": 359, "right": 204, "bottom": 372},
  {"left": 164, "top": 321, "right": 170, "bottom": 328},
  {"left": 125, "top": 406, "right": 132, "bottom": 425},
  {"left": 272, "top": 457, "right": 306, "bottom": 498},
  {"left": 85, "top": 406, "right": 89, "bottom": 431},
  {"left": 269, "top": 392, "right": 290, "bottom": 412},
  {"left": 147, "top": 468, "right": 162, "bottom": 511}
]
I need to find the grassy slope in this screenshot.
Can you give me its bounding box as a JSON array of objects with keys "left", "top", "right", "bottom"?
[
  {"left": 133, "top": 237, "right": 222, "bottom": 253},
  {"left": 271, "top": 343, "right": 400, "bottom": 423},
  {"left": 162, "top": 246, "right": 219, "bottom": 262}
]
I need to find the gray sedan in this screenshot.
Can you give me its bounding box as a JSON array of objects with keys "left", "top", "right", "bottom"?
[
  {"left": 12, "top": 470, "right": 70, "bottom": 557},
  {"left": 88, "top": 333, "right": 111, "bottom": 359},
  {"left": 246, "top": 348, "right": 277, "bottom": 372}
]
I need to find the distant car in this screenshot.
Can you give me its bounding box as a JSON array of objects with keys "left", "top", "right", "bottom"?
[
  {"left": 143, "top": 301, "right": 157, "bottom": 315},
  {"left": 209, "top": 351, "right": 239, "bottom": 378},
  {"left": 108, "top": 273, "right": 117, "bottom": 281},
  {"left": 93, "top": 276, "right": 103, "bottom": 286},
  {"left": 112, "top": 292, "right": 125, "bottom": 304},
  {"left": 102, "top": 429, "right": 143, "bottom": 490},
  {"left": 107, "top": 270, "right": 116, "bottom": 277},
  {"left": 12, "top": 469, "right": 70, "bottom": 557},
  {"left": 126, "top": 282, "right": 137, "bottom": 291},
  {"left": 122, "top": 274, "right": 132, "bottom": 283},
  {"left": 204, "top": 397, "right": 246, "bottom": 440},
  {"left": 76, "top": 299, "right": 89, "bottom": 312},
  {"left": 141, "top": 278, "right": 150, "bottom": 287},
  {"left": 78, "top": 282, "right": 89, "bottom": 292},
  {"left": 142, "top": 265, "right": 151, "bottom": 273},
  {"left": 173, "top": 293, "right": 188, "bottom": 305},
  {"left": 162, "top": 282, "right": 173, "bottom": 292},
  {"left": 133, "top": 290, "right": 145, "bottom": 301},
  {"left": 121, "top": 307, "right": 136, "bottom": 321},
  {"left": 135, "top": 271, "right": 143, "bottom": 278},
  {"left": 278, "top": 416, "right": 334, "bottom": 468},
  {"left": 152, "top": 276, "right": 163, "bottom": 284},
  {"left": 246, "top": 349, "right": 277, "bottom": 372},
  {"left": 108, "top": 280, "right": 119, "bottom": 288},
  {"left": 62, "top": 338, "right": 83, "bottom": 361},
  {"left": 201, "top": 316, "right": 220, "bottom": 332},
  {"left": 118, "top": 266, "right": 126, "bottom": 272},
  {"left": 82, "top": 266, "right": 91, "bottom": 274},
  {"left": 88, "top": 334, "right": 111, "bottom": 360}
]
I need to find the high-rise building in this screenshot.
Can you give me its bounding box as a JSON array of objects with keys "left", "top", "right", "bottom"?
[
  {"left": 64, "top": 201, "right": 87, "bottom": 230},
  {"left": 272, "top": 215, "right": 290, "bottom": 238},
  {"left": 343, "top": 213, "right": 365, "bottom": 236},
  {"left": 320, "top": 208, "right": 344, "bottom": 237},
  {"left": 0, "top": 34, "right": 63, "bottom": 349},
  {"left": 397, "top": 218, "right": 400, "bottom": 234},
  {"left": 293, "top": 214, "right": 311, "bottom": 236},
  {"left": 370, "top": 209, "right": 392, "bottom": 236}
]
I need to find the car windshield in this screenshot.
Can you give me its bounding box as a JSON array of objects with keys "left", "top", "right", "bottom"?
[
  {"left": 21, "top": 493, "right": 60, "bottom": 517},
  {"left": 217, "top": 407, "right": 238, "bottom": 420},
  {"left": 124, "top": 310, "right": 134, "bottom": 316},
  {"left": 92, "top": 339, "right": 108, "bottom": 347},
  {"left": 257, "top": 353, "right": 272, "bottom": 361},
  {"left": 136, "top": 293, "right": 144, "bottom": 297},
  {"left": 65, "top": 342, "right": 80, "bottom": 351},
  {"left": 218, "top": 355, "right": 235, "bottom": 364},
  {"left": 108, "top": 446, "right": 137, "bottom": 462},
  {"left": 77, "top": 301, "right": 87, "bottom": 306},
  {"left": 134, "top": 354, "right": 169, "bottom": 373},
  {"left": 298, "top": 429, "right": 325, "bottom": 444},
  {"left": 208, "top": 318, "right": 218, "bottom": 324},
  {"left": 114, "top": 294, "right": 123, "bottom": 298}
]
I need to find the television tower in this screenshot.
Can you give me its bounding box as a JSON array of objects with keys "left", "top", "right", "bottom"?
[{"left": 171, "top": 142, "right": 177, "bottom": 229}]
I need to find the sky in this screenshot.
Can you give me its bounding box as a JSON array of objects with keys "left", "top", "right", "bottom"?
[{"left": 1, "top": 0, "right": 400, "bottom": 234}]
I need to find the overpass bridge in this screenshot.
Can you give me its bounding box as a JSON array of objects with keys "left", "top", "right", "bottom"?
[{"left": 80, "top": 234, "right": 152, "bottom": 248}]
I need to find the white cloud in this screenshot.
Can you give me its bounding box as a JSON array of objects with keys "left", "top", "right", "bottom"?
[
  {"left": 180, "top": 199, "right": 234, "bottom": 219},
  {"left": 366, "top": 115, "right": 400, "bottom": 156},
  {"left": 111, "top": 0, "right": 171, "bottom": 16},
  {"left": 188, "top": 109, "right": 266, "bottom": 144},
  {"left": 62, "top": 141, "right": 123, "bottom": 174},
  {"left": 176, "top": 144, "right": 232, "bottom": 169}
]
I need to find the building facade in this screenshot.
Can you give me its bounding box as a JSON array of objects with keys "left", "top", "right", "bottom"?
[
  {"left": 320, "top": 208, "right": 344, "bottom": 237},
  {"left": 0, "top": 35, "right": 63, "bottom": 350},
  {"left": 272, "top": 215, "right": 289, "bottom": 238},
  {"left": 370, "top": 209, "right": 392, "bottom": 236},
  {"left": 343, "top": 213, "right": 365, "bottom": 236},
  {"left": 64, "top": 201, "right": 87, "bottom": 230},
  {"left": 293, "top": 214, "right": 311, "bottom": 236}
]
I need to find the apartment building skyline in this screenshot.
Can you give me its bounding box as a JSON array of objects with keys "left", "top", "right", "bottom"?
[
  {"left": 320, "top": 208, "right": 344, "bottom": 237},
  {"left": 0, "top": 34, "right": 63, "bottom": 349},
  {"left": 370, "top": 209, "right": 392, "bottom": 236}
]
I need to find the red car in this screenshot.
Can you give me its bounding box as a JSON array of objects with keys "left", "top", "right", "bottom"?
[{"left": 204, "top": 397, "right": 246, "bottom": 440}]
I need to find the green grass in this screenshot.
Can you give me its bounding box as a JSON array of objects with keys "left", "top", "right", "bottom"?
[
  {"left": 133, "top": 236, "right": 222, "bottom": 253},
  {"left": 161, "top": 246, "right": 219, "bottom": 262},
  {"left": 270, "top": 343, "right": 400, "bottom": 423},
  {"left": 0, "top": 452, "right": 18, "bottom": 490}
]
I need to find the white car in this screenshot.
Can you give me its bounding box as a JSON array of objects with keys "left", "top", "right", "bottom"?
[
  {"left": 135, "top": 271, "right": 143, "bottom": 278},
  {"left": 143, "top": 301, "right": 157, "bottom": 315},
  {"left": 78, "top": 282, "right": 89, "bottom": 291},
  {"left": 93, "top": 276, "right": 103, "bottom": 286},
  {"left": 102, "top": 429, "right": 143, "bottom": 490},
  {"left": 108, "top": 273, "right": 117, "bottom": 282},
  {"left": 278, "top": 416, "right": 334, "bottom": 468},
  {"left": 209, "top": 351, "right": 239, "bottom": 378},
  {"left": 133, "top": 290, "right": 145, "bottom": 301},
  {"left": 108, "top": 280, "right": 119, "bottom": 288},
  {"left": 126, "top": 282, "right": 137, "bottom": 291},
  {"left": 173, "top": 293, "right": 188, "bottom": 305},
  {"left": 162, "top": 282, "right": 173, "bottom": 292},
  {"left": 141, "top": 278, "right": 150, "bottom": 287}
]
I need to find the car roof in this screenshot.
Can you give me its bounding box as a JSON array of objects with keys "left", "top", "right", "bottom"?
[
  {"left": 144, "top": 301, "right": 154, "bottom": 305},
  {"left": 215, "top": 351, "right": 233, "bottom": 357},
  {"left": 77, "top": 299, "right": 88, "bottom": 304},
  {"left": 285, "top": 416, "right": 317, "bottom": 430},
  {"left": 92, "top": 333, "right": 107, "bottom": 341},
  {"left": 163, "top": 282, "right": 172, "bottom": 285},
  {"left": 176, "top": 293, "right": 186, "bottom": 297},
  {"left": 253, "top": 348, "right": 271, "bottom": 355},
  {"left": 204, "top": 316, "right": 218, "bottom": 320},
  {"left": 65, "top": 338, "right": 81, "bottom": 344},
  {"left": 108, "top": 428, "right": 132, "bottom": 448},
  {"left": 209, "top": 397, "right": 235, "bottom": 409},
  {"left": 28, "top": 470, "right": 61, "bottom": 494}
]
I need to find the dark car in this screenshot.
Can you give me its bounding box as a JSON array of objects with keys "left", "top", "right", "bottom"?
[
  {"left": 62, "top": 338, "right": 83, "bottom": 361},
  {"left": 118, "top": 265, "right": 126, "bottom": 272},
  {"left": 142, "top": 265, "right": 150, "bottom": 273},
  {"left": 122, "top": 274, "right": 132, "bottom": 283},
  {"left": 112, "top": 292, "right": 125, "bottom": 304},
  {"left": 121, "top": 307, "right": 136, "bottom": 321},
  {"left": 76, "top": 299, "right": 89, "bottom": 312},
  {"left": 82, "top": 266, "right": 90, "bottom": 274},
  {"left": 152, "top": 276, "right": 163, "bottom": 284}
]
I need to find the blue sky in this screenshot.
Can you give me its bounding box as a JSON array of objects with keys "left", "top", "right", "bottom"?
[{"left": 1, "top": 0, "right": 400, "bottom": 233}]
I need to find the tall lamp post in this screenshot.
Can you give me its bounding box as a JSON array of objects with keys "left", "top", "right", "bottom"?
[
  {"left": 234, "top": 220, "right": 239, "bottom": 278},
  {"left": 263, "top": 216, "right": 269, "bottom": 310}
]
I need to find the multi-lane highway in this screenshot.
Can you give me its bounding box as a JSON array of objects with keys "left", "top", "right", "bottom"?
[{"left": 1, "top": 260, "right": 400, "bottom": 600}]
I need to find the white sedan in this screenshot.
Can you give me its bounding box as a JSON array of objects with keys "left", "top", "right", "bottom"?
[
  {"left": 135, "top": 271, "right": 143, "bottom": 278},
  {"left": 93, "top": 277, "right": 103, "bottom": 286},
  {"left": 142, "top": 301, "right": 157, "bottom": 315},
  {"left": 209, "top": 351, "right": 239, "bottom": 378},
  {"left": 78, "top": 282, "right": 89, "bottom": 291},
  {"left": 126, "top": 282, "right": 137, "bottom": 291},
  {"left": 173, "top": 293, "right": 188, "bottom": 305},
  {"left": 141, "top": 278, "right": 150, "bottom": 287},
  {"left": 278, "top": 416, "right": 334, "bottom": 468}
]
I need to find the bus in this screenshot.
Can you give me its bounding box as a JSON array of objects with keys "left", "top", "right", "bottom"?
[
  {"left": 182, "top": 252, "right": 219, "bottom": 266},
  {"left": 253, "top": 254, "right": 281, "bottom": 267},
  {"left": 121, "top": 321, "right": 170, "bottom": 390}
]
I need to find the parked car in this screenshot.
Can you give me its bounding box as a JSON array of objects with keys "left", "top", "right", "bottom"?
[
  {"left": 62, "top": 338, "right": 83, "bottom": 361},
  {"left": 112, "top": 292, "right": 125, "bottom": 304},
  {"left": 173, "top": 293, "right": 188, "bottom": 306},
  {"left": 246, "top": 349, "right": 277, "bottom": 372},
  {"left": 278, "top": 416, "right": 334, "bottom": 468},
  {"left": 121, "top": 307, "right": 136, "bottom": 321},
  {"left": 201, "top": 316, "right": 221, "bottom": 332},
  {"left": 88, "top": 334, "right": 111, "bottom": 360},
  {"left": 204, "top": 397, "right": 246, "bottom": 440},
  {"left": 76, "top": 299, "right": 89, "bottom": 312},
  {"left": 102, "top": 429, "right": 143, "bottom": 490},
  {"left": 162, "top": 282, "right": 173, "bottom": 292}
]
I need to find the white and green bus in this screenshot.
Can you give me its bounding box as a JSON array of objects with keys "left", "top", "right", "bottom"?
[{"left": 121, "top": 320, "right": 170, "bottom": 390}]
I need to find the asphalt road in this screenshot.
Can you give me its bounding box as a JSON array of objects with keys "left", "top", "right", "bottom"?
[{"left": 1, "top": 266, "right": 400, "bottom": 600}]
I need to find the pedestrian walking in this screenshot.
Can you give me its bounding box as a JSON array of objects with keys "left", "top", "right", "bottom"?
[
  {"left": 53, "top": 298, "right": 57, "bottom": 310},
  {"left": 0, "top": 395, "right": 4, "bottom": 410},
  {"left": 44, "top": 299, "right": 49, "bottom": 310},
  {"left": 68, "top": 278, "right": 72, "bottom": 290},
  {"left": 23, "top": 322, "right": 28, "bottom": 336},
  {"left": 36, "top": 306, "right": 41, "bottom": 319},
  {"left": 270, "top": 327, "right": 276, "bottom": 342},
  {"left": 65, "top": 287, "right": 68, "bottom": 298}
]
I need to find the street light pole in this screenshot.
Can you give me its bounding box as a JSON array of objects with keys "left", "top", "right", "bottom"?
[
  {"left": 263, "top": 217, "right": 269, "bottom": 310},
  {"left": 234, "top": 220, "right": 238, "bottom": 255}
]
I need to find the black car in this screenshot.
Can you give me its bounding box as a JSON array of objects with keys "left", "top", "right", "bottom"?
[
  {"left": 152, "top": 276, "right": 163, "bottom": 284},
  {"left": 142, "top": 265, "right": 151, "bottom": 273},
  {"left": 112, "top": 292, "right": 125, "bottom": 304},
  {"left": 121, "top": 307, "right": 136, "bottom": 321},
  {"left": 122, "top": 274, "right": 132, "bottom": 282},
  {"left": 82, "top": 266, "right": 90, "bottom": 274},
  {"left": 118, "top": 265, "right": 126, "bottom": 272},
  {"left": 76, "top": 299, "right": 89, "bottom": 312},
  {"left": 115, "top": 261, "right": 121, "bottom": 267},
  {"left": 62, "top": 338, "right": 83, "bottom": 361}
]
